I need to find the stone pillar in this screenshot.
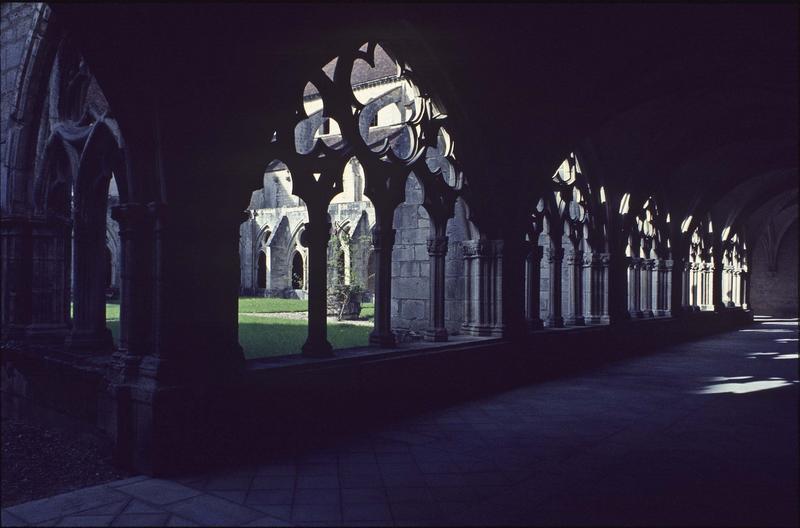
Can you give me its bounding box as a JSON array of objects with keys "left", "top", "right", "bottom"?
[
  {"left": 301, "top": 220, "right": 334, "bottom": 357},
  {"left": 425, "top": 234, "right": 448, "bottom": 342},
  {"left": 689, "top": 262, "right": 699, "bottom": 310},
  {"left": 712, "top": 254, "right": 725, "bottom": 311},
  {"left": 655, "top": 259, "right": 673, "bottom": 316},
  {"left": 565, "top": 248, "right": 585, "bottom": 326},
  {"left": 546, "top": 244, "right": 565, "bottom": 328},
  {"left": 490, "top": 240, "right": 505, "bottom": 336},
  {"left": 461, "top": 239, "right": 492, "bottom": 335},
  {"left": 111, "top": 204, "right": 149, "bottom": 358},
  {"left": 640, "top": 258, "right": 655, "bottom": 318},
  {"left": 741, "top": 271, "right": 750, "bottom": 310},
  {"left": 628, "top": 257, "right": 643, "bottom": 318},
  {"left": 67, "top": 202, "right": 114, "bottom": 353},
  {"left": 463, "top": 244, "right": 472, "bottom": 333},
  {"left": 25, "top": 218, "right": 72, "bottom": 343},
  {"left": 585, "top": 252, "right": 609, "bottom": 324},
  {"left": 700, "top": 262, "right": 712, "bottom": 311},
  {"left": 525, "top": 243, "right": 544, "bottom": 330},
  {"left": 369, "top": 223, "right": 396, "bottom": 347},
  {"left": 0, "top": 217, "right": 32, "bottom": 341},
  {"left": 732, "top": 269, "right": 741, "bottom": 307}
]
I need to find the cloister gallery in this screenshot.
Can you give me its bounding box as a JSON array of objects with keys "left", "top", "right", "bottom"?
[{"left": 1, "top": 0, "right": 797, "bottom": 500}]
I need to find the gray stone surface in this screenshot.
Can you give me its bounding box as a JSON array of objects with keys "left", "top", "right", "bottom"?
[{"left": 3, "top": 317, "right": 796, "bottom": 526}]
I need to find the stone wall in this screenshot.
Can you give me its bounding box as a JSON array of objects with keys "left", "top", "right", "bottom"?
[{"left": 751, "top": 220, "right": 798, "bottom": 317}]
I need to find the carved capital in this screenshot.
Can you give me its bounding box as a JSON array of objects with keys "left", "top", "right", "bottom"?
[
  {"left": 547, "top": 246, "right": 565, "bottom": 263},
  {"left": 427, "top": 236, "right": 449, "bottom": 256},
  {"left": 111, "top": 203, "right": 149, "bottom": 234},
  {"left": 462, "top": 239, "right": 491, "bottom": 258},
  {"left": 566, "top": 249, "right": 583, "bottom": 266}
]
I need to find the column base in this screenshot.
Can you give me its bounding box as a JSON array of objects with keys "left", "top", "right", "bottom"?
[
  {"left": 369, "top": 330, "right": 396, "bottom": 348},
  {"left": 527, "top": 318, "right": 544, "bottom": 331},
  {"left": 66, "top": 327, "right": 114, "bottom": 354},
  {"left": 654, "top": 309, "right": 670, "bottom": 317},
  {"left": 641, "top": 310, "right": 654, "bottom": 318},
  {"left": 424, "top": 328, "right": 448, "bottom": 342},
  {"left": 462, "top": 324, "right": 493, "bottom": 336},
  {"left": 585, "top": 316, "right": 609, "bottom": 325},
  {"left": 301, "top": 337, "right": 333, "bottom": 358},
  {"left": 24, "top": 323, "right": 70, "bottom": 345},
  {"left": 629, "top": 310, "right": 644, "bottom": 318},
  {"left": 564, "top": 316, "right": 585, "bottom": 326},
  {"left": 545, "top": 316, "right": 564, "bottom": 328},
  {"left": 489, "top": 324, "right": 505, "bottom": 337}
]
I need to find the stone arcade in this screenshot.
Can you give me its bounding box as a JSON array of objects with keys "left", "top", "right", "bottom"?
[{"left": 1, "top": 2, "right": 797, "bottom": 496}]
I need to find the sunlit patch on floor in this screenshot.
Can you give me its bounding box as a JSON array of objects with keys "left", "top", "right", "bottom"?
[
  {"left": 694, "top": 377, "right": 799, "bottom": 395},
  {"left": 775, "top": 338, "right": 798, "bottom": 343},
  {"left": 706, "top": 376, "right": 753, "bottom": 382},
  {"left": 773, "top": 354, "right": 799, "bottom": 360},
  {"left": 740, "top": 329, "right": 795, "bottom": 333}
]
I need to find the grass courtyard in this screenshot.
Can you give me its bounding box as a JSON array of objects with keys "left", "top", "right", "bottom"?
[{"left": 103, "top": 298, "right": 374, "bottom": 359}]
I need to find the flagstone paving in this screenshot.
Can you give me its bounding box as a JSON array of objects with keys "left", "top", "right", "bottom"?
[{"left": 3, "top": 316, "right": 797, "bottom": 526}]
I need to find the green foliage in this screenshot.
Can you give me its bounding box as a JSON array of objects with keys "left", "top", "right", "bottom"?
[{"left": 238, "top": 297, "right": 308, "bottom": 313}]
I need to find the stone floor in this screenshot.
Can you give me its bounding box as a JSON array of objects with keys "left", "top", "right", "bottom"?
[{"left": 2, "top": 316, "right": 797, "bottom": 527}]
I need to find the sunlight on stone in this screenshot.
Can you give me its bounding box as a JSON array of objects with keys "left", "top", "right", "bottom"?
[
  {"left": 775, "top": 338, "right": 799, "bottom": 343},
  {"left": 707, "top": 376, "right": 753, "bottom": 382},
  {"left": 739, "top": 329, "right": 794, "bottom": 333},
  {"left": 773, "top": 354, "right": 799, "bottom": 360},
  {"left": 695, "top": 378, "right": 797, "bottom": 395}
]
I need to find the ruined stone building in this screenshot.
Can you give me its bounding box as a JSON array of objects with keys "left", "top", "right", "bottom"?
[{"left": 0, "top": 5, "right": 797, "bottom": 521}]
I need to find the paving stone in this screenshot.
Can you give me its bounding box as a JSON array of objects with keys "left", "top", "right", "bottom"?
[
  {"left": 339, "top": 472, "right": 383, "bottom": 488},
  {"left": 251, "top": 475, "right": 296, "bottom": 489},
  {"left": 293, "top": 488, "right": 340, "bottom": 505},
  {"left": 390, "top": 500, "right": 442, "bottom": 522},
  {"left": 7, "top": 485, "right": 129, "bottom": 525},
  {"left": 210, "top": 490, "right": 248, "bottom": 504},
  {"left": 243, "top": 515, "right": 293, "bottom": 526},
  {"left": 341, "top": 487, "right": 386, "bottom": 504},
  {"left": 343, "top": 501, "right": 392, "bottom": 521},
  {"left": 245, "top": 489, "right": 294, "bottom": 506},
  {"left": 1, "top": 510, "right": 26, "bottom": 527},
  {"left": 107, "top": 476, "right": 149, "bottom": 488},
  {"left": 290, "top": 502, "right": 341, "bottom": 523},
  {"left": 204, "top": 476, "right": 251, "bottom": 491},
  {"left": 115, "top": 479, "right": 202, "bottom": 506},
  {"left": 122, "top": 500, "right": 165, "bottom": 514},
  {"left": 163, "top": 494, "right": 263, "bottom": 526},
  {"left": 55, "top": 514, "right": 115, "bottom": 526},
  {"left": 295, "top": 475, "right": 339, "bottom": 489},
  {"left": 248, "top": 504, "right": 292, "bottom": 521},
  {"left": 74, "top": 499, "right": 130, "bottom": 516},
  {"left": 110, "top": 513, "right": 170, "bottom": 526},
  {"left": 165, "top": 515, "right": 200, "bottom": 527}
]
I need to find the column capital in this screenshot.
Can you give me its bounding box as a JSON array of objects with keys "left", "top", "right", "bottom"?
[
  {"left": 426, "top": 235, "right": 449, "bottom": 256},
  {"left": 566, "top": 249, "right": 584, "bottom": 265},
  {"left": 526, "top": 243, "right": 544, "bottom": 260},
  {"left": 547, "top": 246, "right": 565, "bottom": 262},
  {"left": 111, "top": 202, "right": 149, "bottom": 232},
  {"left": 462, "top": 239, "right": 491, "bottom": 258}
]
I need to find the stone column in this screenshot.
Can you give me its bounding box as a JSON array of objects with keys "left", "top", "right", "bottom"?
[
  {"left": 302, "top": 220, "right": 333, "bottom": 357},
  {"left": 741, "top": 271, "right": 750, "bottom": 310},
  {"left": 585, "top": 252, "right": 609, "bottom": 324},
  {"left": 525, "top": 243, "right": 544, "bottom": 330},
  {"left": 461, "top": 239, "right": 492, "bottom": 335},
  {"left": 490, "top": 240, "right": 505, "bottom": 336},
  {"left": 712, "top": 254, "right": 725, "bottom": 311},
  {"left": 111, "top": 203, "right": 149, "bottom": 358},
  {"left": 462, "top": 243, "right": 473, "bottom": 333},
  {"left": 640, "top": 258, "right": 655, "bottom": 318},
  {"left": 732, "top": 269, "right": 741, "bottom": 307},
  {"left": 67, "top": 202, "right": 113, "bottom": 353},
  {"left": 628, "top": 257, "right": 643, "bottom": 318},
  {"left": 1, "top": 217, "right": 32, "bottom": 341},
  {"left": 24, "top": 218, "right": 72, "bottom": 343},
  {"left": 369, "top": 222, "right": 396, "bottom": 347},
  {"left": 425, "top": 234, "right": 448, "bottom": 342},
  {"left": 565, "top": 248, "right": 585, "bottom": 326},
  {"left": 689, "top": 262, "right": 699, "bottom": 310},
  {"left": 655, "top": 259, "right": 673, "bottom": 316},
  {"left": 546, "top": 244, "right": 565, "bottom": 328}
]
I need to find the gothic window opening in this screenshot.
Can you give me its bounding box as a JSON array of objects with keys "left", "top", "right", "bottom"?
[
  {"left": 257, "top": 251, "right": 267, "bottom": 289},
  {"left": 291, "top": 251, "right": 304, "bottom": 290},
  {"left": 241, "top": 40, "right": 470, "bottom": 358}
]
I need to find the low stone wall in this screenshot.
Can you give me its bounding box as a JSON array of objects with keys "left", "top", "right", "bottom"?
[{"left": 1, "top": 308, "right": 753, "bottom": 476}]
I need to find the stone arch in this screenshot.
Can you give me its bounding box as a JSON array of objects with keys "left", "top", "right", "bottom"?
[{"left": 291, "top": 250, "right": 305, "bottom": 290}]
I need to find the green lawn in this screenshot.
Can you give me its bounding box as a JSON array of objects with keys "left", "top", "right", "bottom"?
[
  {"left": 99, "top": 299, "right": 374, "bottom": 359},
  {"left": 238, "top": 315, "right": 370, "bottom": 359},
  {"left": 238, "top": 297, "right": 308, "bottom": 313}
]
